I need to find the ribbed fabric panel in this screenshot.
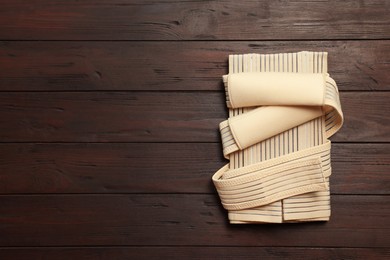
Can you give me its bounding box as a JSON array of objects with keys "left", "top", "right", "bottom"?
[
  {"left": 220, "top": 120, "right": 239, "bottom": 158},
  {"left": 229, "top": 52, "right": 327, "bottom": 223},
  {"left": 283, "top": 188, "right": 331, "bottom": 221},
  {"left": 217, "top": 158, "right": 327, "bottom": 211},
  {"left": 214, "top": 51, "right": 342, "bottom": 223},
  {"left": 229, "top": 201, "right": 283, "bottom": 223}
]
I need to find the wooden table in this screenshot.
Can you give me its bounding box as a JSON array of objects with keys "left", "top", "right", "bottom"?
[{"left": 0, "top": 1, "right": 389, "bottom": 259}]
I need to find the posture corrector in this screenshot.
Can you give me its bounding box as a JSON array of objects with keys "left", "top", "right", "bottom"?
[{"left": 212, "top": 51, "right": 343, "bottom": 223}]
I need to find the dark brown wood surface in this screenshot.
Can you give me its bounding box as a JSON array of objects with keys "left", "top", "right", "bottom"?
[
  {"left": 0, "top": 0, "right": 389, "bottom": 40},
  {"left": 0, "top": 247, "right": 388, "bottom": 260},
  {"left": 0, "top": 41, "right": 389, "bottom": 91},
  {"left": 0, "top": 143, "right": 388, "bottom": 194},
  {"left": 0, "top": 92, "right": 388, "bottom": 142},
  {"left": 0, "top": 195, "right": 389, "bottom": 247},
  {"left": 0, "top": 0, "right": 389, "bottom": 259}
]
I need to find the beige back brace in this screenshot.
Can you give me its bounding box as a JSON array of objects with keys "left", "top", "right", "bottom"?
[{"left": 212, "top": 51, "right": 343, "bottom": 223}]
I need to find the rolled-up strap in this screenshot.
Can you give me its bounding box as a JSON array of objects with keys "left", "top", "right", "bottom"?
[
  {"left": 224, "top": 72, "right": 326, "bottom": 108},
  {"left": 222, "top": 105, "right": 323, "bottom": 152}
]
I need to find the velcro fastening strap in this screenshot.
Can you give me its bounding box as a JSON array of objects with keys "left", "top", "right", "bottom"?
[{"left": 213, "top": 157, "right": 327, "bottom": 211}]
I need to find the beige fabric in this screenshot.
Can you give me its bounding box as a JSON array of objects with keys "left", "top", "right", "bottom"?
[
  {"left": 225, "top": 72, "right": 325, "bottom": 108},
  {"left": 226, "top": 105, "right": 323, "bottom": 151},
  {"left": 212, "top": 51, "right": 343, "bottom": 223}
]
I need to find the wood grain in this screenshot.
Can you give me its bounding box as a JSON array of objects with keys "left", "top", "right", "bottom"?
[
  {"left": 0, "top": 0, "right": 388, "bottom": 257},
  {"left": 0, "top": 0, "right": 388, "bottom": 40},
  {"left": 0, "top": 92, "right": 388, "bottom": 142},
  {"left": 0, "top": 194, "right": 388, "bottom": 247},
  {"left": 0, "top": 143, "right": 388, "bottom": 195},
  {"left": 0, "top": 41, "right": 388, "bottom": 91},
  {"left": 0, "top": 247, "right": 388, "bottom": 260}
]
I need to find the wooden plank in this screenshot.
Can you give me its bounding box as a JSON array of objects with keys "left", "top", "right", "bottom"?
[
  {"left": 330, "top": 144, "right": 390, "bottom": 195},
  {"left": 0, "top": 143, "right": 388, "bottom": 195},
  {"left": 0, "top": 1, "right": 388, "bottom": 40},
  {"left": 0, "top": 91, "right": 225, "bottom": 142},
  {"left": 0, "top": 92, "right": 388, "bottom": 142},
  {"left": 0, "top": 41, "right": 388, "bottom": 91},
  {"left": 0, "top": 247, "right": 388, "bottom": 260},
  {"left": 0, "top": 194, "right": 388, "bottom": 247}
]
